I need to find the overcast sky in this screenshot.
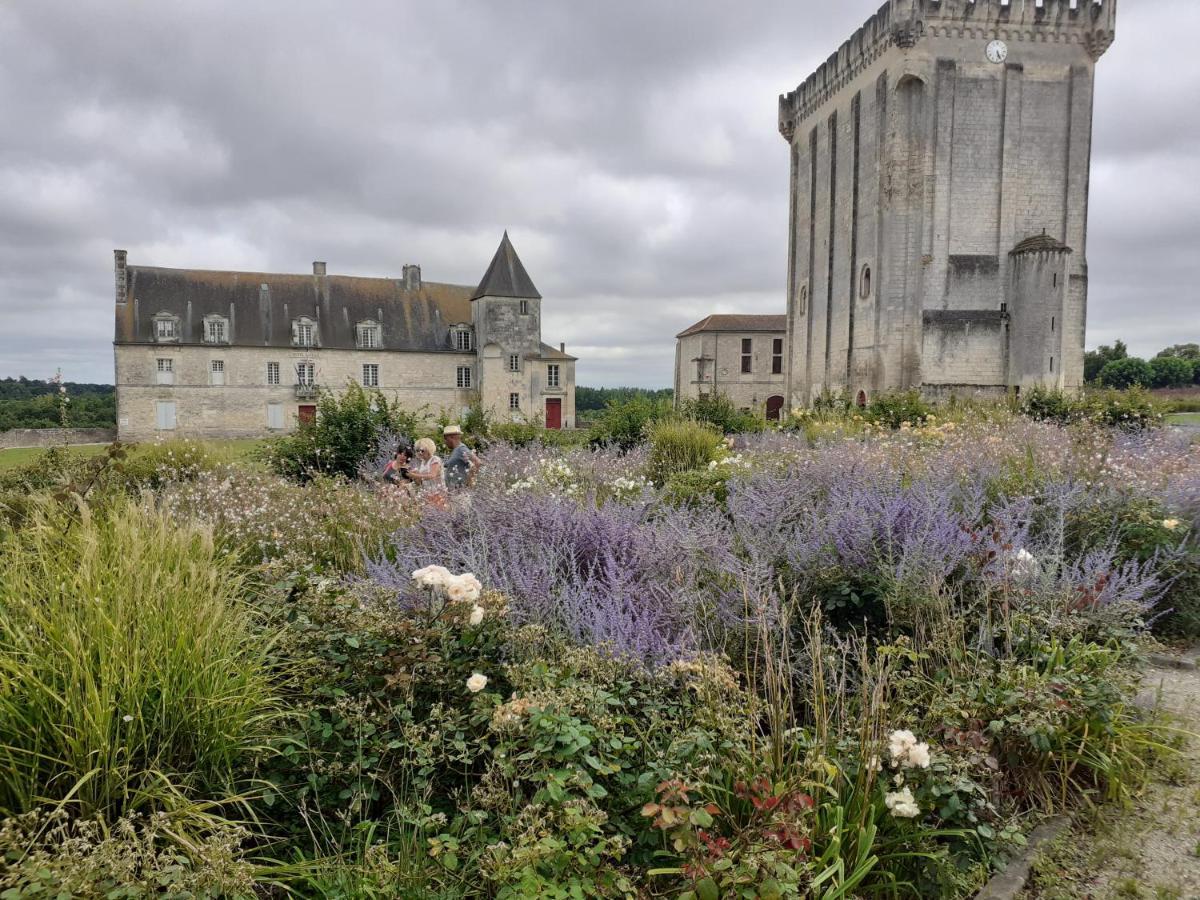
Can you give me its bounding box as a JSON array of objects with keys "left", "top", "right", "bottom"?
[{"left": 0, "top": 0, "right": 1195, "bottom": 388}]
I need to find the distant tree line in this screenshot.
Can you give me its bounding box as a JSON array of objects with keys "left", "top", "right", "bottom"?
[
  {"left": 1084, "top": 342, "right": 1200, "bottom": 390},
  {"left": 575, "top": 386, "right": 673, "bottom": 412},
  {"left": 0, "top": 377, "right": 116, "bottom": 431}
]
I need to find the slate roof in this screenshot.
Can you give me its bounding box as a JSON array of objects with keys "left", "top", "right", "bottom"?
[
  {"left": 471, "top": 232, "right": 541, "bottom": 300},
  {"left": 676, "top": 314, "right": 787, "bottom": 339},
  {"left": 539, "top": 342, "right": 578, "bottom": 361},
  {"left": 116, "top": 266, "right": 477, "bottom": 351}
]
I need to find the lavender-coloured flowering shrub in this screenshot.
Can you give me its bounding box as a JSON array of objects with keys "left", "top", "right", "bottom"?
[{"left": 367, "top": 487, "right": 739, "bottom": 666}]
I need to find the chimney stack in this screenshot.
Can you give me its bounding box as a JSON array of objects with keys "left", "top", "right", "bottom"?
[
  {"left": 114, "top": 249, "right": 128, "bottom": 305},
  {"left": 403, "top": 264, "right": 421, "bottom": 291},
  {"left": 313, "top": 261, "right": 326, "bottom": 276}
]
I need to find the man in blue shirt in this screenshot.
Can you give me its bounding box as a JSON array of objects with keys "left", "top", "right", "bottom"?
[{"left": 443, "top": 425, "right": 480, "bottom": 489}]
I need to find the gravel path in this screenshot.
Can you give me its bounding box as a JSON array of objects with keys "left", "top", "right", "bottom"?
[{"left": 1023, "top": 655, "right": 1200, "bottom": 899}]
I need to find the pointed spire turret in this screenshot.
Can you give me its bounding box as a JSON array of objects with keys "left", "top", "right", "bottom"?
[{"left": 471, "top": 231, "right": 542, "bottom": 301}]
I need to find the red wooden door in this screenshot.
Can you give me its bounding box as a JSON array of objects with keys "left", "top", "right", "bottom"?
[
  {"left": 298, "top": 404, "right": 317, "bottom": 425},
  {"left": 766, "top": 395, "right": 784, "bottom": 421},
  {"left": 545, "top": 398, "right": 562, "bottom": 430}
]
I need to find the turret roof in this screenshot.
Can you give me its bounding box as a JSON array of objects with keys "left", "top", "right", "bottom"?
[{"left": 471, "top": 231, "right": 542, "bottom": 301}]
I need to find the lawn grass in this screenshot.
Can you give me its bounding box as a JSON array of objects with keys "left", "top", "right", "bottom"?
[
  {"left": 0, "top": 444, "right": 109, "bottom": 471},
  {"left": 1168, "top": 413, "right": 1200, "bottom": 426},
  {"left": 0, "top": 438, "right": 266, "bottom": 472}
]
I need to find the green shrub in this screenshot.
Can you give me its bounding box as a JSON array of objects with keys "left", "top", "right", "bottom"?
[
  {"left": 1079, "top": 387, "right": 1163, "bottom": 430},
  {"left": 588, "top": 395, "right": 671, "bottom": 451},
  {"left": 0, "top": 497, "right": 277, "bottom": 819},
  {"left": 264, "top": 383, "right": 422, "bottom": 480},
  {"left": 119, "top": 439, "right": 220, "bottom": 489},
  {"left": 1098, "top": 357, "right": 1153, "bottom": 389},
  {"left": 662, "top": 467, "right": 730, "bottom": 508},
  {"left": 646, "top": 420, "right": 722, "bottom": 485},
  {"left": 1150, "top": 355, "right": 1195, "bottom": 389},
  {"left": 679, "top": 392, "right": 765, "bottom": 435},
  {"left": 1018, "top": 386, "right": 1077, "bottom": 424},
  {"left": 864, "top": 390, "right": 932, "bottom": 429}
]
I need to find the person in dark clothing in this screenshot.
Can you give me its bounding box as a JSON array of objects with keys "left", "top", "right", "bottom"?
[{"left": 382, "top": 444, "right": 413, "bottom": 487}]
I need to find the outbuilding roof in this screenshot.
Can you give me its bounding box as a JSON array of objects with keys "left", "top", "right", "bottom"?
[{"left": 676, "top": 314, "right": 787, "bottom": 339}]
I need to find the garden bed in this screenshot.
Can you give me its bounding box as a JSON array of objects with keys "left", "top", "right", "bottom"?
[{"left": 0, "top": 401, "right": 1198, "bottom": 898}]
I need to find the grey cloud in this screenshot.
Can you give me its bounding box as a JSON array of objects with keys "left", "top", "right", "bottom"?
[{"left": 0, "top": 0, "right": 1197, "bottom": 389}]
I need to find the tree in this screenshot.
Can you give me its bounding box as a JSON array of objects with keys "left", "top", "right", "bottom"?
[
  {"left": 1083, "top": 340, "right": 1127, "bottom": 383},
  {"left": 1150, "top": 355, "right": 1194, "bottom": 389},
  {"left": 1156, "top": 343, "right": 1200, "bottom": 361},
  {"left": 1098, "top": 356, "right": 1153, "bottom": 389}
]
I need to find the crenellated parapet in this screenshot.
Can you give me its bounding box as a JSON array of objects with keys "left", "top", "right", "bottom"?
[{"left": 778, "top": 0, "right": 1117, "bottom": 141}]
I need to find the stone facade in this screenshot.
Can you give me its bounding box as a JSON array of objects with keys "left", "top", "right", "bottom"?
[
  {"left": 674, "top": 316, "right": 788, "bottom": 420},
  {"left": 778, "top": 0, "right": 1117, "bottom": 407},
  {"left": 113, "top": 234, "right": 576, "bottom": 441}
]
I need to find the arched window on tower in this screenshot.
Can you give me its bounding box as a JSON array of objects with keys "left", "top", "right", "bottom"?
[{"left": 860, "top": 265, "right": 871, "bottom": 298}]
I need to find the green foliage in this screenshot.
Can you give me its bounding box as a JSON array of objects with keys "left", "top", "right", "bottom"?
[
  {"left": 1084, "top": 340, "right": 1128, "bottom": 384},
  {"left": 0, "top": 378, "right": 116, "bottom": 431},
  {"left": 0, "top": 809, "right": 255, "bottom": 899},
  {"left": 864, "top": 391, "right": 932, "bottom": 429},
  {"left": 1018, "top": 386, "right": 1077, "bottom": 424},
  {"left": 1098, "top": 357, "right": 1153, "bottom": 389},
  {"left": 1078, "top": 387, "right": 1163, "bottom": 430},
  {"left": 264, "top": 383, "right": 422, "bottom": 480},
  {"left": 0, "top": 497, "right": 277, "bottom": 820},
  {"left": 1150, "top": 355, "right": 1195, "bottom": 389},
  {"left": 1155, "top": 343, "right": 1200, "bottom": 361},
  {"left": 662, "top": 467, "right": 730, "bottom": 508},
  {"left": 575, "top": 386, "right": 673, "bottom": 413},
  {"left": 646, "top": 420, "right": 722, "bottom": 485},
  {"left": 679, "top": 393, "right": 765, "bottom": 435},
  {"left": 588, "top": 395, "right": 671, "bottom": 451}
]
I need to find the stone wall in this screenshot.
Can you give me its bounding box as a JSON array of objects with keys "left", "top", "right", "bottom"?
[
  {"left": 115, "top": 344, "right": 477, "bottom": 442},
  {"left": 0, "top": 428, "right": 117, "bottom": 450},
  {"left": 674, "top": 331, "right": 787, "bottom": 412}
]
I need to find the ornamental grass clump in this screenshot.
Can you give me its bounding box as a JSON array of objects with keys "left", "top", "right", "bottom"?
[
  {"left": 0, "top": 496, "right": 277, "bottom": 820},
  {"left": 646, "top": 419, "right": 723, "bottom": 485}
]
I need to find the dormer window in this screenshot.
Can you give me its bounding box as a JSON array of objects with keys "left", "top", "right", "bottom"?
[
  {"left": 452, "top": 327, "right": 473, "bottom": 352},
  {"left": 294, "top": 317, "right": 316, "bottom": 348},
  {"left": 357, "top": 321, "right": 380, "bottom": 349},
  {"left": 154, "top": 314, "right": 179, "bottom": 342},
  {"left": 203, "top": 315, "right": 229, "bottom": 344}
]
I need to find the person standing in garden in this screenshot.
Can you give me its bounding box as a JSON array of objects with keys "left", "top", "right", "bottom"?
[
  {"left": 408, "top": 437, "right": 449, "bottom": 508},
  {"left": 443, "top": 425, "right": 481, "bottom": 490}
]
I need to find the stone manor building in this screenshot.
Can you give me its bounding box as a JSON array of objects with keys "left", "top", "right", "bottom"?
[
  {"left": 674, "top": 315, "right": 788, "bottom": 420},
  {"left": 113, "top": 233, "right": 576, "bottom": 441},
  {"left": 775, "top": 0, "right": 1117, "bottom": 407}
]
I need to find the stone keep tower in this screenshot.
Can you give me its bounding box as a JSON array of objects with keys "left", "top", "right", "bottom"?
[{"left": 779, "top": 0, "right": 1117, "bottom": 406}]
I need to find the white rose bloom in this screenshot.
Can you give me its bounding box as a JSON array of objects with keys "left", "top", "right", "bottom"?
[
  {"left": 885, "top": 787, "right": 920, "bottom": 819},
  {"left": 446, "top": 579, "right": 470, "bottom": 604},
  {"left": 469, "top": 605, "right": 485, "bottom": 626},
  {"left": 904, "top": 742, "right": 932, "bottom": 770},
  {"left": 888, "top": 729, "right": 918, "bottom": 762},
  {"left": 467, "top": 673, "right": 488, "bottom": 693},
  {"left": 412, "top": 565, "right": 452, "bottom": 588}
]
